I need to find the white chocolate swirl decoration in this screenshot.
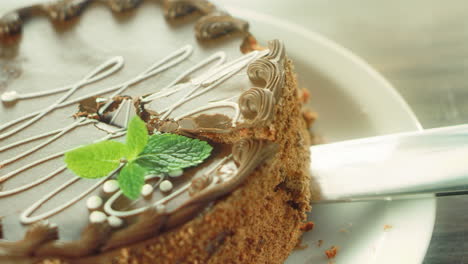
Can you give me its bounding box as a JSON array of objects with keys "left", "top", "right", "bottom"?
[
  {"left": 247, "top": 40, "right": 286, "bottom": 99},
  {"left": 238, "top": 87, "right": 275, "bottom": 125}
]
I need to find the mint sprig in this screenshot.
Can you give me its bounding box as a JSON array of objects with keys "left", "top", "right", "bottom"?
[
  {"left": 64, "top": 141, "right": 127, "bottom": 179},
  {"left": 118, "top": 162, "right": 146, "bottom": 200},
  {"left": 126, "top": 116, "right": 148, "bottom": 160},
  {"left": 135, "top": 134, "right": 213, "bottom": 174},
  {"left": 64, "top": 116, "right": 213, "bottom": 199}
]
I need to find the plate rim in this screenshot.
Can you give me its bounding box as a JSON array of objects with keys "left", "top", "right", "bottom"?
[{"left": 227, "top": 5, "right": 422, "bottom": 132}]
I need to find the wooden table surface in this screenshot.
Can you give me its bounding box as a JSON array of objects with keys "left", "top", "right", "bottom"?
[{"left": 215, "top": 0, "right": 468, "bottom": 263}]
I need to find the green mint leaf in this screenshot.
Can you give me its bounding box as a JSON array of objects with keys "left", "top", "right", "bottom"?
[
  {"left": 126, "top": 116, "right": 148, "bottom": 160},
  {"left": 135, "top": 134, "right": 212, "bottom": 174},
  {"left": 118, "top": 161, "right": 146, "bottom": 200},
  {"left": 64, "top": 141, "right": 127, "bottom": 179}
]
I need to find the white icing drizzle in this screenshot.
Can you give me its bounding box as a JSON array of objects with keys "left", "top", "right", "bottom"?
[
  {"left": 0, "top": 165, "right": 67, "bottom": 198},
  {"left": 0, "top": 45, "right": 191, "bottom": 194},
  {"left": 20, "top": 168, "right": 119, "bottom": 224},
  {"left": 0, "top": 57, "right": 124, "bottom": 140},
  {"left": 1, "top": 91, "right": 19, "bottom": 103},
  {"left": 103, "top": 174, "right": 190, "bottom": 218},
  {"left": 0, "top": 118, "right": 96, "bottom": 167},
  {"left": 2, "top": 132, "right": 126, "bottom": 223},
  {"left": 0, "top": 126, "right": 74, "bottom": 153},
  {"left": 141, "top": 51, "right": 226, "bottom": 103},
  {"left": 98, "top": 45, "right": 193, "bottom": 115},
  {"left": 1, "top": 45, "right": 266, "bottom": 227},
  {"left": 155, "top": 50, "right": 264, "bottom": 123},
  {"left": 0, "top": 152, "right": 66, "bottom": 184},
  {"left": 0, "top": 45, "right": 191, "bottom": 136},
  {"left": 0, "top": 131, "right": 126, "bottom": 197}
]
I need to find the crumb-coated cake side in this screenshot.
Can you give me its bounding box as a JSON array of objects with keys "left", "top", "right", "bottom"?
[{"left": 0, "top": 0, "right": 311, "bottom": 263}]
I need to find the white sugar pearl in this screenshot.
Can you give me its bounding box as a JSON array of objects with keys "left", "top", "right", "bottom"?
[
  {"left": 107, "top": 215, "right": 124, "bottom": 228},
  {"left": 159, "top": 180, "right": 173, "bottom": 192},
  {"left": 1, "top": 91, "right": 19, "bottom": 103},
  {"left": 103, "top": 180, "right": 119, "bottom": 193},
  {"left": 168, "top": 169, "right": 183, "bottom": 178},
  {"left": 141, "top": 184, "right": 154, "bottom": 197},
  {"left": 89, "top": 211, "right": 107, "bottom": 223},
  {"left": 86, "top": 196, "right": 103, "bottom": 210}
]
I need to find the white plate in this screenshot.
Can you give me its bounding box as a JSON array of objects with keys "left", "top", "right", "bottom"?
[{"left": 225, "top": 6, "right": 436, "bottom": 264}]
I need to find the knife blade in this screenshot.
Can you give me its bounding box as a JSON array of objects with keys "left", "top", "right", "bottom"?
[{"left": 310, "top": 124, "right": 468, "bottom": 202}]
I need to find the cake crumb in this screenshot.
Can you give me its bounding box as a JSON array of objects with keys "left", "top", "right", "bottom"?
[
  {"left": 384, "top": 224, "right": 393, "bottom": 230},
  {"left": 240, "top": 34, "right": 266, "bottom": 53},
  {"left": 300, "top": 221, "right": 315, "bottom": 232},
  {"left": 325, "top": 245, "right": 339, "bottom": 259},
  {"left": 317, "top": 240, "right": 323, "bottom": 248},
  {"left": 302, "top": 109, "right": 317, "bottom": 129}
]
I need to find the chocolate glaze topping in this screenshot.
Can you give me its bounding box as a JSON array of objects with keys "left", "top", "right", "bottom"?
[{"left": 0, "top": 0, "right": 286, "bottom": 260}]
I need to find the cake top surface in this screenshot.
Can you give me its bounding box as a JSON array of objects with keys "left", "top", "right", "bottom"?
[{"left": 0, "top": 0, "right": 285, "bottom": 259}]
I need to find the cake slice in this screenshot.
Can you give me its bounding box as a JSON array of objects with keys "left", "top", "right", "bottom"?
[{"left": 0, "top": 0, "right": 311, "bottom": 263}]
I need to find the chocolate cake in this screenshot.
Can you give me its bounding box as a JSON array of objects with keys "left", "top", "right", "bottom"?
[{"left": 0, "top": 0, "right": 311, "bottom": 263}]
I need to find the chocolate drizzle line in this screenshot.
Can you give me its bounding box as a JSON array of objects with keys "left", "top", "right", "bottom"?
[{"left": 0, "top": 0, "right": 249, "bottom": 42}]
